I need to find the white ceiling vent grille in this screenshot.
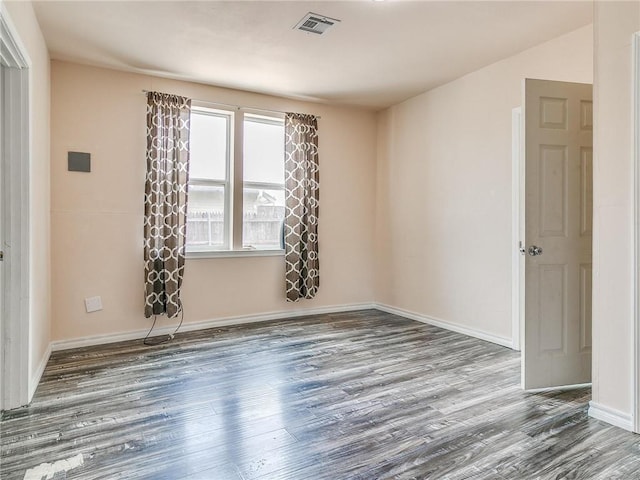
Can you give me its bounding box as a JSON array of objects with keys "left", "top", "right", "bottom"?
[{"left": 294, "top": 13, "right": 340, "bottom": 35}]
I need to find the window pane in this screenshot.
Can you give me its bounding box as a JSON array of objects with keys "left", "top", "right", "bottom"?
[
  {"left": 243, "top": 117, "right": 284, "bottom": 184},
  {"left": 242, "top": 187, "right": 285, "bottom": 249},
  {"left": 186, "top": 185, "right": 226, "bottom": 248},
  {"left": 190, "top": 111, "right": 228, "bottom": 181}
]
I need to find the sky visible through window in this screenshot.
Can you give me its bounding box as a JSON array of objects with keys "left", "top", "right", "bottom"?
[
  {"left": 189, "top": 112, "right": 227, "bottom": 181},
  {"left": 244, "top": 118, "right": 285, "bottom": 184}
]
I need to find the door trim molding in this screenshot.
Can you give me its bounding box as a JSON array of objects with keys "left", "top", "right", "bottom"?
[
  {"left": 0, "top": 3, "right": 32, "bottom": 411},
  {"left": 0, "top": 4, "right": 28, "bottom": 67},
  {"left": 633, "top": 31, "right": 640, "bottom": 434}
]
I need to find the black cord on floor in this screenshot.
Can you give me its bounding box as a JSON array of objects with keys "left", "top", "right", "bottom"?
[{"left": 143, "top": 305, "right": 185, "bottom": 346}]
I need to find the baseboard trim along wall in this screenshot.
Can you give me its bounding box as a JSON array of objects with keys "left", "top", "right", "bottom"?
[
  {"left": 51, "top": 303, "right": 377, "bottom": 351},
  {"left": 51, "top": 302, "right": 516, "bottom": 352},
  {"left": 588, "top": 401, "right": 634, "bottom": 432},
  {"left": 375, "top": 303, "right": 515, "bottom": 349},
  {"left": 29, "top": 342, "right": 52, "bottom": 401}
]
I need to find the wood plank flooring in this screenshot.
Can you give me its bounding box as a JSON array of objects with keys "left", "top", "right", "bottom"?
[{"left": 1, "top": 310, "right": 639, "bottom": 479}]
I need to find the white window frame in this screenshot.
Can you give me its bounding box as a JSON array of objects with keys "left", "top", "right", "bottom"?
[
  {"left": 187, "top": 106, "right": 234, "bottom": 252},
  {"left": 186, "top": 106, "right": 285, "bottom": 258},
  {"left": 242, "top": 113, "right": 285, "bottom": 250}
]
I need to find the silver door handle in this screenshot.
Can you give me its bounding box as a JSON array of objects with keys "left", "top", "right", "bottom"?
[{"left": 528, "top": 245, "right": 543, "bottom": 256}]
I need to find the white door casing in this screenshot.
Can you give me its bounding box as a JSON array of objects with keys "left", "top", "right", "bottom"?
[
  {"left": 0, "top": 4, "right": 31, "bottom": 411},
  {"left": 522, "top": 79, "right": 593, "bottom": 391},
  {"left": 633, "top": 31, "right": 640, "bottom": 434}
]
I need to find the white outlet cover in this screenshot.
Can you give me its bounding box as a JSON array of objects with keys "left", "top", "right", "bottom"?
[{"left": 85, "top": 296, "right": 103, "bottom": 313}]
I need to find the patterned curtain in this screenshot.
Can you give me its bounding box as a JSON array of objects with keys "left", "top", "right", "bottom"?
[
  {"left": 284, "top": 113, "right": 320, "bottom": 301},
  {"left": 144, "top": 92, "right": 191, "bottom": 318}
]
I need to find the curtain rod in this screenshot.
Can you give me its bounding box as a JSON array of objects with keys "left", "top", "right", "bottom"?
[{"left": 141, "top": 90, "right": 321, "bottom": 119}]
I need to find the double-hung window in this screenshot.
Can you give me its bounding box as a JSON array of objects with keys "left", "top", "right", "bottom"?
[
  {"left": 242, "top": 114, "right": 285, "bottom": 250},
  {"left": 186, "top": 107, "right": 232, "bottom": 251},
  {"left": 186, "top": 106, "right": 285, "bottom": 255}
]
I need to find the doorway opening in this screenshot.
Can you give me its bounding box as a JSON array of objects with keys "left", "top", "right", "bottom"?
[{"left": 0, "top": 8, "right": 32, "bottom": 411}]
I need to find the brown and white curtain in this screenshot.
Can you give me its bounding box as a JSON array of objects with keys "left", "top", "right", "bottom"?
[
  {"left": 144, "top": 92, "right": 191, "bottom": 318},
  {"left": 284, "top": 113, "right": 320, "bottom": 301}
]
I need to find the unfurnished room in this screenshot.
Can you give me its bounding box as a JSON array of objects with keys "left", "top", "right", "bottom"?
[{"left": 1, "top": 0, "right": 640, "bottom": 479}]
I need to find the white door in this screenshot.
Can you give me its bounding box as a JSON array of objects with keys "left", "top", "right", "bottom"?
[{"left": 522, "top": 79, "right": 593, "bottom": 390}]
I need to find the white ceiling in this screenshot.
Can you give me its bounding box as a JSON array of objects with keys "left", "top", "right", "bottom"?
[{"left": 32, "top": 1, "right": 593, "bottom": 109}]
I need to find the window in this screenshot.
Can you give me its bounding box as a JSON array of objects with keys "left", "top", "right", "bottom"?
[
  {"left": 186, "top": 107, "right": 285, "bottom": 254},
  {"left": 186, "top": 108, "right": 232, "bottom": 251},
  {"left": 242, "top": 114, "right": 285, "bottom": 250}
]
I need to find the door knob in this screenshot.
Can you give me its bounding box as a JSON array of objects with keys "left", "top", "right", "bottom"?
[{"left": 528, "top": 245, "right": 543, "bottom": 256}]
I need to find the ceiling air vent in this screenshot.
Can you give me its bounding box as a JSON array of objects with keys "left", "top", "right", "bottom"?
[{"left": 294, "top": 13, "right": 340, "bottom": 35}]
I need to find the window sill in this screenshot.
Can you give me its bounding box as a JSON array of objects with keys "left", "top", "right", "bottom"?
[{"left": 186, "top": 249, "right": 285, "bottom": 259}]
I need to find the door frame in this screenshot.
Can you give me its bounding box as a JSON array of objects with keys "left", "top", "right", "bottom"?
[
  {"left": 512, "top": 106, "right": 523, "bottom": 352},
  {"left": 0, "top": 4, "right": 32, "bottom": 411},
  {"left": 632, "top": 31, "right": 640, "bottom": 434}
]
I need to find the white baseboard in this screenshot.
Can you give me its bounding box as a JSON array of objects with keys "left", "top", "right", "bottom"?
[
  {"left": 375, "top": 303, "right": 514, "bottom": 349},
  {"left": 51, "top": 303, "right": 515, "bottom": 352},
  {"left": 29, "top": 342, "right": 52, "bottom": 401},
  {"left": 51, "top": 303, "right": 376, "bottom": 351},
  {"left": 588, "top": 401, "right": 634, "bottom": 431},
  {"left": 49, "top": 302, "right": 516, "bottom": 353}
]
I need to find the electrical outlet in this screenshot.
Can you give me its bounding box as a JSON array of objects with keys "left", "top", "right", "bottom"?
[{"left": 85, "top": 296, "right": 103, "bottom": 313}]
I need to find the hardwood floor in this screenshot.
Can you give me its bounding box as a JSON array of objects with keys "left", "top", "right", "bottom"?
[{"left": 1, "top": 310, "right": 638, "bottom": 479}]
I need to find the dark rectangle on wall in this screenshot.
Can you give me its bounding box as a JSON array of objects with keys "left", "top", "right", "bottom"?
[{"left": 68, "top": 152, "right": 91, "bottom": 172}]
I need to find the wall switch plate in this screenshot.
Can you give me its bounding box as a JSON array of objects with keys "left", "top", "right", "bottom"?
[{"left": 85, "top": 296, "right": 103, "bottom": 313}]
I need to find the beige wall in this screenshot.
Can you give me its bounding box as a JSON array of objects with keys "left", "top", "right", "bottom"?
[
  {"left": 19, "top": 1, "right": 640, "bottom": 429},
  {"left": 3, "top": 1, "right": 51, "bottom": 386},
  {"left": 591, "top": 1, "right": 640, "bottom": 416},
  {"left": 50, "top": 61, "right": 377, "bottom": 342},
  {"left": 375, "top": 25, "right": 593, "bottom": 341},
  {"left": 26, "top": 0, "right": 640, "bottom": 430}
]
